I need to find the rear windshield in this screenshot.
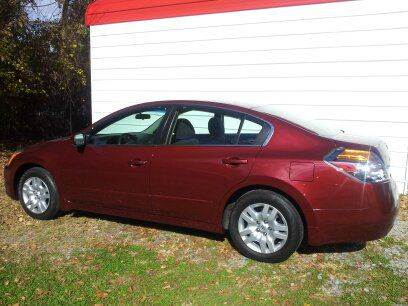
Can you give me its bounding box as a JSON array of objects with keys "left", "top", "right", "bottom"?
[{"left": 254, "top": 105, "right": 340, "bottom": 137}]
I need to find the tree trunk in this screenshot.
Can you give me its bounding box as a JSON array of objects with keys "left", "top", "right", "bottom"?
[{"left": 60, "top": 0, "right": 70, "bottom": 25}]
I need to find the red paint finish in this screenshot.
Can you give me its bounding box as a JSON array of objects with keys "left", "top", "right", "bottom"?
[
  {"left": 85, "top": 0, "right": 351, "bottom": 26},
  {"left": 3, "top": 100, "right": 398, "bottom": 246},
  {"left": 308, "top": 181, "right": 398, "bottom": 244},
  {"left": 150, "top": 145, "right": 261, "bottom": 224},
  {"left": 59, "top": 145, "right": 152, "bottom": 211}
]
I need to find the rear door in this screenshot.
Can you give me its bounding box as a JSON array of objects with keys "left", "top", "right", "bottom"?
[{"left": 150, "top": 105, "right": 272, "bottom": 224}]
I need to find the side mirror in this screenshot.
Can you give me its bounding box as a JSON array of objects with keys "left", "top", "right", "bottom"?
[{"left": 73, "top": 133, "right": 86, "bottom": 147}]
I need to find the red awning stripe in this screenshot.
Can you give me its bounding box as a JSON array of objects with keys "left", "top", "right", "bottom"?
[{"left": 86, "top": 0, "right": 352, "bottom": 26}]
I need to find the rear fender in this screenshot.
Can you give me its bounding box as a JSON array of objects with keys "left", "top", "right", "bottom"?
[{"left": 218, "top": 176, "right": 316, "bottom": 230}]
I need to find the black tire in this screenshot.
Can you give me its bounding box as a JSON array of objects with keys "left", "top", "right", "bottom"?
[
  {"left": 228, "top": 190, "right": 303, "bottom": 263},
  {"left": 18, "top": 167, "right": 60, "bottom": 220}
]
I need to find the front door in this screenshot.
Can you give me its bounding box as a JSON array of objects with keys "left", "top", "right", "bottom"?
[
  {"left": 150, "top": 105, "right": 272, "bottom": 224},
  {"left": 61, "top": 106, "right": 169, "bottom": 211}
]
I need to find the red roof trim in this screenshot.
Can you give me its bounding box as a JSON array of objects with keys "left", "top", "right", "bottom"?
[{"left": 86, "top": 0, "right": 351, "bottom": 26}]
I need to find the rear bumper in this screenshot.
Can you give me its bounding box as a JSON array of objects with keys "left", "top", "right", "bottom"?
[{"left": 308, "top": 180, "right": 399, "bottom": 246}]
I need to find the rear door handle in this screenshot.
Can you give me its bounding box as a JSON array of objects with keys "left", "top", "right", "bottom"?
[
  {"left": 128, "top": 159, "right": 148, "bottom": 167},
  {"left": 222, "top": 157, "right": 248, "bottom": 165}
]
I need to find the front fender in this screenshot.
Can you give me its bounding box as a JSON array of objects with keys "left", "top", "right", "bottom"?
[{"left": 7, "top": 139, "right": 69, "bottom": 203}]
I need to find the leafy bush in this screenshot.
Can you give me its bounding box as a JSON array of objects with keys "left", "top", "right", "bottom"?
[{"left": 0, "top": 0, "right": 91, "bottom": 144}]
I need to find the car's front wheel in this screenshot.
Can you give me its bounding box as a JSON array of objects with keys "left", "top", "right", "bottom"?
[
  {"left": 18, "top": 167, "right": 60, "bottom": 220},
  {"left": 229, "top": 190, "right": 304, "bottom": 263}
]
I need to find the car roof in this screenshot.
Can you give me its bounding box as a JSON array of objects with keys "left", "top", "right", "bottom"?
[
  {"left": 103, "top": 100, "right": 270, "bottom": 120},
  {"left": 133, "top": 100, "right": 260, "bottom": 112}
]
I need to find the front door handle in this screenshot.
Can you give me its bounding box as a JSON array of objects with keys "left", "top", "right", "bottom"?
[
  {"left": 222, "top": 157, "right": 248, "bottom": 165},
  {"left": 128, "top": 159, "right": 148, "bottom": 167}
]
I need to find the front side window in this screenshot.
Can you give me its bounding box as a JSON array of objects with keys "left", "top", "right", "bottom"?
[
  {"left": 89, "top": 107, "right": 167, "bottom": 146},
  {"left": 170, "top": 107, "right": 270, "bottom": 146}
]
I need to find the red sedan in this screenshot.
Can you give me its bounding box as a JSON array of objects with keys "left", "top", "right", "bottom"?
[{"left": 3, "top": 101, "right": 398, "bottom": 262}]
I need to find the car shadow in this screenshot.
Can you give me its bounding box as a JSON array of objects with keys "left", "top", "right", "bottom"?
[
  {"left": 69, "top": 211, "right": 366, "bottom": 255},
  {"left": 297, "top": 242, "right": 366, "bottom": 254},
  {"left": 69, "top": 210, "right": 225, "bottom": 242}
]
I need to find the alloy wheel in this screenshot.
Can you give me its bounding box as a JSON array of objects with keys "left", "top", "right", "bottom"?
[
  {"left": 238, "top": 203, "right": 289, "bottom": 254},
  {"left": 21, "top": 177, "right": 51, "bottom": 214}
]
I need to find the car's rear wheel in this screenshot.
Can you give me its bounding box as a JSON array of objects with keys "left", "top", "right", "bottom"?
[
  {"left": 18, "top": 167, "right": 60, "bottom": 220},
  {"left": 229, "top": 190, "right": 303, "bottom": 263}
]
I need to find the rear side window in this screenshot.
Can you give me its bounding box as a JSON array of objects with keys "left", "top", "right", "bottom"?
[
  {"left": 238, "top": 119, "right": 267, "bottom": 145},
  {"left": 170, "top": 107, "right": 271, "bottom": 146}
]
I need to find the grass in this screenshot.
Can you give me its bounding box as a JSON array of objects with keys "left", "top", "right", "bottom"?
[
  {"left": 1, "top": 244, "right": 407, "bottom": 305},
  {"left": 0, "top": 150, "right": 407, "bottom": 305}
]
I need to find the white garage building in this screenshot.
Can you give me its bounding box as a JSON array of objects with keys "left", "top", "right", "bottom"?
[{"left": 85, "top": 0, "right": 408, "bottom": 193}]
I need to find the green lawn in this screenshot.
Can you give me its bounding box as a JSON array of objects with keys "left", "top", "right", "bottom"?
[
  {"left": 1, "top": 150, "right": 407, "bottom": 305},
  {"left": 1, "top": 242, "right": 407, "bottom": 305}
]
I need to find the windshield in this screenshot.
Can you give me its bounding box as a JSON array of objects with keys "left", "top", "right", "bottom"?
[{"left": 253, "top": 105, "right": 340, "bottom": 137}]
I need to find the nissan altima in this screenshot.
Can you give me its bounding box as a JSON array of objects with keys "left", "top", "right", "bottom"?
[{"left": 3, "top": 101, "right": 398, "bottom": 262}]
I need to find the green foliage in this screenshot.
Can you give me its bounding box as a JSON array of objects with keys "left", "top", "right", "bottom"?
[{"left": 0, "top": 0, "right": 91, "bottom": 143}]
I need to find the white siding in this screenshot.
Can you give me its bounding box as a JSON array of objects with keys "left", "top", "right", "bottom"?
[{"left": 90, "top": 0, "right": 408, "bottom": 193}]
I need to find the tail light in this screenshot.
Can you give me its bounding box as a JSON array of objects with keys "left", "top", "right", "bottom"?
[{"left": 325, "top": 148, "right": 388, "bottom": 183}]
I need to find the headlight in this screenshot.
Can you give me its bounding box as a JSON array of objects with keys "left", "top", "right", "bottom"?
[
  {"left": 6, "top": 152, "right": 21, "bottom": 167},
  {"left": 325, "top": 148, "right": 388, "bottom": 183}
]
